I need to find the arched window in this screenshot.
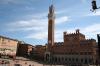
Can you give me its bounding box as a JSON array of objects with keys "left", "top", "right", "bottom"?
[
  {"left": 69, "top": 58, "right": 71, "bottom": 61},
  {"left": 85, "top": 59, "right": 88, "bottom": 64},
  {"left": 45, "top": 54, "right": 49, "bottom": 61},
  {"left": 58, "top": 57, "right": 60, "bottom": 62},
  {"left": 55, "top": 57, "right": 57, "bottom": 62},
  {"left": 65, "top": 58, "right": 67, "bottom": 61},
  {"left": 89, "top": 58, "right": 92, "bottom": 64},
  {"left": 81, "top": 58, "right": 83, "bottom": 63},
  {"left": 72, "top": 58, "right": 74, "bottom": 62},
  {"left": 76, "top": 58, "right": 78, "bottom": 62},
  {"left": 62, "top": 57, "right": 64, "bottom": 61},
  {"left": 52, "top": 57, "right": 54, "bottom": 62}
]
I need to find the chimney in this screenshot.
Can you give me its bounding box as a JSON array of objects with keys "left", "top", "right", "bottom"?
[{"left": 76, "top": 29, "right": 80, "bottom": 34}]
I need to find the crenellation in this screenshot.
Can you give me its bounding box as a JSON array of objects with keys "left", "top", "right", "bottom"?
[
  {"left": 54, "top": 42, "right": 63, "bottom": 46},
  {"left": 64, "top": 30, "right": 81, "bottom": 36},
  {"left": 76, "top": 29, "right": 80, "bottom": 34},
  {"left": 63, "top": 32, "right": 67, "bottom": 35}
]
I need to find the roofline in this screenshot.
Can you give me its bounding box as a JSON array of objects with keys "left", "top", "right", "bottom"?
[{"left": 0, "top": 35, "right": 18, "bottom": 41}]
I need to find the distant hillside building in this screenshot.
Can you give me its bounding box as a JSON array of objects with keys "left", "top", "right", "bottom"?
[{"left": 0, "top": 35, "right": 18, "bottom": 58}]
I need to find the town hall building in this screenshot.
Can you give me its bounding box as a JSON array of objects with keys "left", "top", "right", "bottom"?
[{"left": 44, "top": 2, "right": 99, "bottom": 66}]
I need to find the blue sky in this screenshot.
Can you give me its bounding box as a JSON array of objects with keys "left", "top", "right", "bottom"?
[{"left": 0, "top": 0, "right": 100, "bottom": 45}]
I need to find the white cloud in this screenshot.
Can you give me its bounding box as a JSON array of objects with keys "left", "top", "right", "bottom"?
[
  {"left": 6, "top": 11, "right": 69, "bottom": 42},
  {"left": 6, "top": 8, "right": 69, "bottom": 31},
  {"left": 26, "top": 31, "right": 48, "bottom": 40},
  {"left": 7, "top": 15, "right": 69, "bottom": 31},
  {"left": 0, "top": 0, "right": 19, "bottom": 4},
  {"left": 55, "top": 10, "right": 67, "bottom": 15},
  {"left": 0, "top": 0, "right": 38, "bottom": 4},
  {"left": 55, "top": 30, "right": 65, "bottom": 42},
  {"left": 9, "top": 19, "right": 47, "bottom": 27},
  {"left": 86, "top": 10, "right": 100, "bottom": 16},
  {"left": 25, "top": 29, "right": 65, "bottom": 42},
  {"left": 54, "top": 23, "right": 100, "bottom": 42},
  {"left": 8, "top": 17, "right": 100, "bottom": 43},
  {"left": 7, "top": 18, "right": 48, "bottom": 31},
  {"left": 54, "top": 23, "right": 100, "bottom": 41},
  {"left": 93, "top": 10, "right": 100, "bottom": 16},
  {"left": 31, "top": 12, "right": 47, "bottom": 19},
  {"left": 80, "top": 23, "right": 100, "bottom": 39},
  {"left": 24, "top": 22, "right": 68, "bottom": 41},
  {"left": 62, "top": 23, "right": 100, "bottom": 40},
  {"left": 81, "top": 0, "right": 87, "bottom": 3},
  {"left": 82, "top": 23, "right": 100, "bottom": 33},
  {"left": 56, "top": 16, "right": 69, "bottom": 24}
]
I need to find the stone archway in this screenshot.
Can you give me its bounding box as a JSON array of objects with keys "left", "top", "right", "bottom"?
[{"left": 44, "top": 52, "right": 51, "bottom": 62}]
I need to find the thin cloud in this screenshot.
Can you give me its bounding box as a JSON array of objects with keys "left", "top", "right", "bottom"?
[
  {"left": 25, "top": 29, "right": 65, "bottom": 42},
  {"left": 26, "top": 32, "right": 48, "bottom": 40},
  {"left": 82, "top": 23, "right": 100, "bottom": 34},
  {"left": 75, "top": 23, "right": 100, "bottom": 40},
  {"left": 0, "top": 0, "right": 38, "bottom": 4},
  {"left": 6, "top": 14, "right": 48, "bottom": 31},
  {"left": 6, "top": 11, "right": 69, "bottom": 42},
  {"left": 24, "top": 16, "right": 69, "bottom": 42},
  {"left": 55, "top": 10, "right": 67, "bottom": 15},
  {"left": 0, "top": 0, "right": 19, "bottom": 4},
  {"left": 8, "top": 19, "right": 47, "bottom": 28},
  {"left": 7, "top": 15, "right": 69, "bottom": 31},
  {"left": 6, "top": 9, "right": 69, "bottom": 31},
  {"left": 55, "top": 23, "right": 100, "bottom": 40},
  {"left": 86, "top": 10, "right": 100, "bottom": 16},
  {"left": 81, "top": 0, "right": 87, "bottom": 3},
  {"left": 56, "top": 16, "right": 69, "bottom": 24},
  {"left": 55, "top": 30, "right": 65, "bottom": 42}
]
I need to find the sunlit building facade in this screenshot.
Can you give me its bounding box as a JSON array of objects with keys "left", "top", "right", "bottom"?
[{"left": 0, "top": 36, "right": 18, "bottom": 58}]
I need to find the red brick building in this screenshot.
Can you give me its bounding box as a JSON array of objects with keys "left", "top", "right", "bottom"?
[
  {"left": 44, "top": 2, "right": 98, "bottom": 65},
  {"left": 17, "top": 41, "right": 34, "bottom": 58},
  {"left": 32, "top": 45, "right": 46, "bottom": 60},
  {"left": 46, "top": 30, "right": 97, "bottom": 65},
  {"left": 0, "top": 35, "right": 18, "bottom": 59}
]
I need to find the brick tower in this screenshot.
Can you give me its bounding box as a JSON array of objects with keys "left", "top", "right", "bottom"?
[
  {"left": 45, "top": 1, "right": 55, "bottom": 62},
  {"left": 48, "top": 2, "right": 55, "bottom": 51}
]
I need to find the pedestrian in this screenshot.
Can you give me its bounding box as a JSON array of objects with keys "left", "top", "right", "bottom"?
[
  {"left": 29, "top": 64, "right": 31, "bottom": 66},
  {"left": 25, "top": 62, "right": 27, "bottom": 64},
  {"left": 32, "top": 64, "right": 34, "bottom": 66}
]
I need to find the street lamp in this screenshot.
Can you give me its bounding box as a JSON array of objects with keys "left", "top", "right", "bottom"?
[{"left": 90, "top": 0, "right": 100, "bottom": 12}]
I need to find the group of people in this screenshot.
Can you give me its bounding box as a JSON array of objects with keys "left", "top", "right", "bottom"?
[
  {"left": 25, "top": 62, "right": 34, "bottom": 66},
  {"left": 15, "top": 60, "right": 34, "bottom": 66}
]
